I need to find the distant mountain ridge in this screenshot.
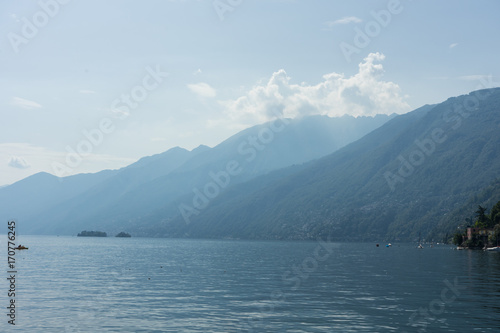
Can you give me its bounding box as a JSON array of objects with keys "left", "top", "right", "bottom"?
[
  {"left": 142, "top": 88, "right": 500, "bottom": 242},
  {"left": 0, "top": 114, "right": 393, "bottom": 235},
  {"left": 10, "top": 88, "right": 500, "bottom": 241},
  {"left": 9, "top": 87, "right": 499, "bottom": 242}
]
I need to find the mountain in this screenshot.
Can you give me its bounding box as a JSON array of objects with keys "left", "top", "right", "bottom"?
[
  {"left": 0, "top": 146, "right": 199, "bottom": 231},
  {"left": 0, "top": 170, "right": 115, "bottom": 224},
  {"left": 0, "top": 114, "right": 393, "bottom": 235},
  {"left": 147, "top": 88, "right": 500, "bottom": 242}
]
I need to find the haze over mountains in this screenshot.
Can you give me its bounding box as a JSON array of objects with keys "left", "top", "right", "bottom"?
[
  {"left": 166, "top": 88, "right": 500, "bottom": 242},
  {"left": 3, "top": 88, "right": 500, "bottom": 242},
  {"left": 1, "top": 114, "right": 392, "bottom": 236}
]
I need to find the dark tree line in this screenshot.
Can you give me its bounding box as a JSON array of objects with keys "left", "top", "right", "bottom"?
[{"left": 452, "top": 201, "right": 500, "bottom": 248}]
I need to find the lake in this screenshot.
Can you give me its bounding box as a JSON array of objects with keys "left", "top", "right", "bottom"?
[{"left": 2, "top": 236, "right": 500, "bottom": 332}]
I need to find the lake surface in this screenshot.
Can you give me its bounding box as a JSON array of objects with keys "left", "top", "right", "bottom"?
[{"left": 2, "top": 236, "right": 500, "bottom": 332}]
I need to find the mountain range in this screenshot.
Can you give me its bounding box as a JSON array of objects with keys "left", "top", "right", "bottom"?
[
  {"left": 1, "top": 114, "right": 392, "bottom": 236},
  {"left": 134, "top": 88, "right": 500, "bottom": 242},
  {"left": 3, "top": 88, "right": 500, "bottom": 242}
]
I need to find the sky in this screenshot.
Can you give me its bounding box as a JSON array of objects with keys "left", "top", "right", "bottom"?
[{"left": 1, "top": 0, "right": 499, "bottom": 186}]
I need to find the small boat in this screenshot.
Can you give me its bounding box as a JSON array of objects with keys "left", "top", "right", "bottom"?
[
  {"left": 14, "top": 245, "right": 28, "bottom": 250},
  {"left": 485, "top": 247, "right": 500, "bottom": 252},
  {"left": 417, "top": 232, "right": 424, "bottom": 249}
]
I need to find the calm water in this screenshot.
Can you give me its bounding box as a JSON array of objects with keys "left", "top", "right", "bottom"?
[{"left": 2, "top": 236, "right": 500, "bottom": 332}]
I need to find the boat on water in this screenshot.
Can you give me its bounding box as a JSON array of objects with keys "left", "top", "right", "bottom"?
[
  {"left": 14, "top": 245, "right": 28, "bottom": 250},
  {"left": 485, "top": 246, "right": 500, "bottom": 252},
  {"left": 417, "top": 232, "right": 424, "bottom": 249}
]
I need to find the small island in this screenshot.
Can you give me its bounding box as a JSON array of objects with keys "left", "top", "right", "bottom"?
[
  {"left": 115, "top": 232, "right": 131, "bottom": 238},
  {"left": 77, "top": 230, "right": 107, "bottom": 237}
]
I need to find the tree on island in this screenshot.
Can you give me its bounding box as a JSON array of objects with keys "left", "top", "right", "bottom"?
[
  {"left": 115, "top": 232, "right": 131, "bottom": 237},
  {"left": 77, "top": 230, "right": 107, "bottom": 237}
]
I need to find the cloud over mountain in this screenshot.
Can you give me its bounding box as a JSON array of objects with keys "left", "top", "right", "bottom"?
[{"left": 220, "top": 53, "right": 410, "bottom": 128}]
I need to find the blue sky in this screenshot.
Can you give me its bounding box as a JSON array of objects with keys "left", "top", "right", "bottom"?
[{"left": 1, "top": 0, "right": 499, "bottom": 185}]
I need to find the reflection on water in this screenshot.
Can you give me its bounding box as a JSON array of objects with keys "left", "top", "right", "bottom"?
[{"left": 3, "top": 236, "right": 500, "bottom": 332}]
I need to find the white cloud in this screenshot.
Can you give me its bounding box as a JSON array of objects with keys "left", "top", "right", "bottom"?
[
  {"left": 187, "top": 82, "right": 217, "bottom": 98},
  {"left": 8, "top": 156, "right": 30, "bottom": 169},
  {"left": 220, "top": 53, "right": 410, "bottom": 128},
  {"left": 193, "top": 69, "right": 203, "bottom": 75},
  {"left": 11, "top": 97, "right": 42, "bottom": 110},
  {"left": 449, "top": 43, "right": 459, "bottom": 49},
  {"left": 325, "top": 16, "right": 362, "bottom": 28}
]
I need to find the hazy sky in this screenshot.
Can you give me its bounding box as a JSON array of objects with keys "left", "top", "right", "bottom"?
[{"left": 1, "top": 0, "right": 499, "bottom": 186}]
